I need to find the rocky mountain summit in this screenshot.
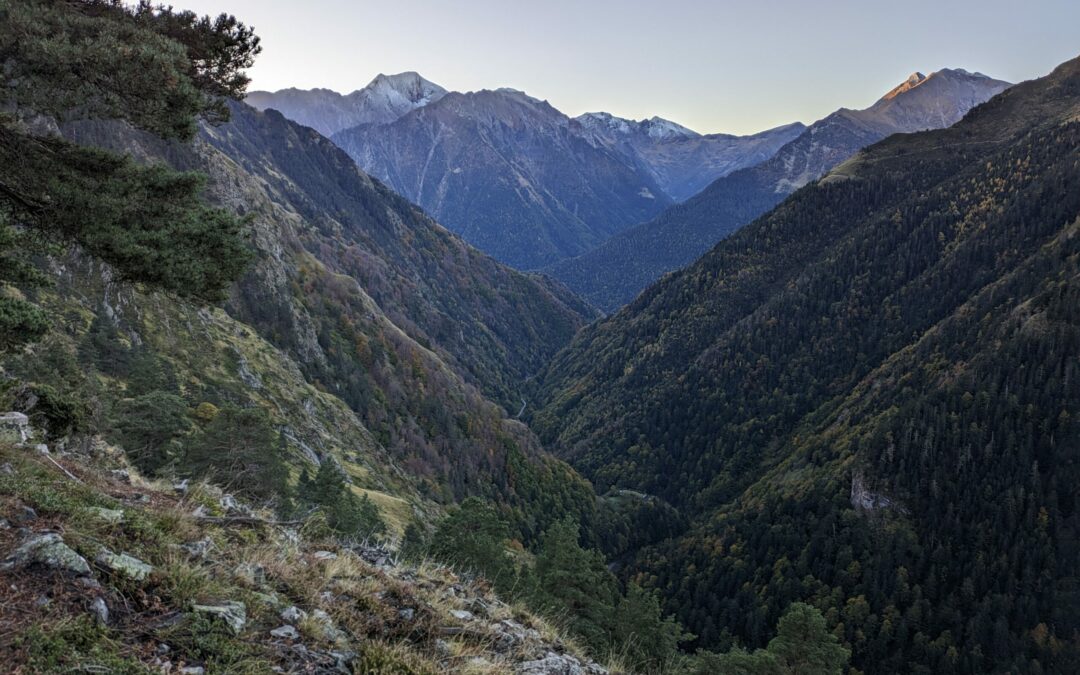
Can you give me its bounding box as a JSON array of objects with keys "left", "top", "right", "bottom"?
[{"left": 246, "top": 72, "right": 447, "bottom": 137}]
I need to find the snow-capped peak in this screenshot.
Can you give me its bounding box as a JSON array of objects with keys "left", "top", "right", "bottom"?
[
  {"left": 642, "top": 116, "right": 699, "bottom": 140},
  {"left": 359, "top": 72, "right": 447, "bottom": 109}
]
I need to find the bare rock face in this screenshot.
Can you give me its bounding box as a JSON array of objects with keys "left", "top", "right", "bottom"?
[{"left": 850, "top": 470, "right": 905, "bottom": 514}]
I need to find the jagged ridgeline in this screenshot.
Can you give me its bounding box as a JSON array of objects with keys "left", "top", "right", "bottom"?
[
  {"left": 532, "top": 57, "right": 1080, "bottom": 672},
  {"left": 1, "top": 0, "right": 599, "bottom": 543}
]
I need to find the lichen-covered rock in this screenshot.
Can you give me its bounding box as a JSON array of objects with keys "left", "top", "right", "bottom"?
[
  {"left": 234, "top": 562, "right": 266, "bottom": 586},
  {"left": 280, "top": 605, "right": 307, "bottom": 624},
  {"left": 180, "top": 538, "right": 213, "bottom": 559},
  {"left": 1, "top": 533, "right": 91, "bottom": 575},
  {"left": 96, "top": 550, "right": 153, "bottom": 581},
  {"left": 517, "top": 651, "right": 608, "bottom": 675},
  {"left": 84, "top": 507, "right": 124, "bottom": 525},
  {"left": 310, "top": 608, "right": 347, "bottom": 644},
  {"left": 192, "top": 601, "right": 247, "bottom": 635},
  {"left": 0, "top": 412, "right": 31, "bottom": 444}
]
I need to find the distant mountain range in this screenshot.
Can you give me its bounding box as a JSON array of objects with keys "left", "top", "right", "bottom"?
[
  {"left": 545, "top": 68, "right": 1012, "bottom": 311},
  {"left": 574, "top": 112, "right": 807, "bottom": 202},
  {"left": 248, "top": 75, "right": 804, "bottom": 269}
]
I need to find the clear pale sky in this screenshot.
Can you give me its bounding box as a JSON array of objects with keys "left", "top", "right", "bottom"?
[{"left": 180, "top": 0, "right": 1079, "bottom": 135}]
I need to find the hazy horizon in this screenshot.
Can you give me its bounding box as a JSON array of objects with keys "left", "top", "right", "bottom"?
[{"left": 179, "top": 0, "right": 1079, "bottom": 135}]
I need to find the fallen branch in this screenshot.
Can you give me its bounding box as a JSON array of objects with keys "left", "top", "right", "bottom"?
[{"left": 43, "top": 453, "right": 83, "bottom": 483}]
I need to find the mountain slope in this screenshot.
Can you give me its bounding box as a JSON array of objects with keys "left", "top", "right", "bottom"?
[
  {"left": 0, "top": 441, "right": 609, "bottom": 673},
  {"left": 531, "top": 56, "right": 1080, "bottom": 672},
  {"left": 53, "top": 100, "right": 600, "bottom": 536},
  {"left": 331, "top": 88, "right": 676, "bottom": 269},
  {"left": 245, "top": 72, "right": 447, "bottom": 137},
  {"left": 548, "top": 68, "right": 1011, "bottom": 311}
]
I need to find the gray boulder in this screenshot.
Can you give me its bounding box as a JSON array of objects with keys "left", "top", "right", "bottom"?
[
  {"left": 517, "top": 652, "right": 608, "bottom": 675},
  {"left": 1, "top": 533, "right": 91, "bottom": 575},
  {"left": 0, "top": 412, "right": 31, "bottom": 444}
]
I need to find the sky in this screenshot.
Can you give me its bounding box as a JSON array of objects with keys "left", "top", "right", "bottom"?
[{"left": 179, "top": 0, "right": 1080, "bottom": 135}]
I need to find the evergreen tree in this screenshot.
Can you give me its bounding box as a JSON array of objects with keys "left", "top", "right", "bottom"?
[
  {"left": 695, "top": 603, "right": 850, "bottom": 675},
  {"left": 429, "top": 497, "right": 514, "bottom": 591},
  {"left": 299, "top": 459, "right": 384, "bottom": 540},
  {"left": 530, "top": 518, "right": 620, "bottom": 655},
  {"left": 766, "top": 603, "right": 849, "bottom": 675},
  {"left": 0, "top": 0, "right": 260, "bottom": 352},
  {"left": 399, "top": 521, "right": 429, "bottom": 562},
  {"left": 183, "top": 404, "right": 288, "bottom": 503},
  {"left": 110, "top": 391, "right": 190, "bottom": 475},
  {"left": 613, "top": 583, "right": 691, "bottom": 672}
]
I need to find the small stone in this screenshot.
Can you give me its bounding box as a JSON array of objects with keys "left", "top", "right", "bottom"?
[
  {"left": 156, "top": 644, "right": 171, "bottom": 655},
  {"left": 234, "top": 562, "right": 266, "bottom": 586},
  {"left": 0, "top": 462, "right": 15, "bottom": 476},
  {"left": 13, "top": 505, "right": 37, "bottom": 524},
  {"left": 84, "top": 507, "right": 124, "bottom": 525},
  {"left": 173, "top": 479, "right": 190, "bottom": 494},
  {"left": 434, "top": 640, "right": 453, "bottom": 658},
  {"left": 109, "top": 469, "right": 131, "bottom": 484},
  {"left": 192, "top": 601, "right": 246, "bottom": 635},
  {"left": 34, "top": 594, "right": 50, "bottom": 608},
  {"left": 33, "top": 444, "right": 49, "bottom": 455},
  {"left": 1, "top": 533, "right": 91, "bottom": 575},
  {"left": 270, "top": 625, "right": 299, "bottom": 639},
  {"left": 251, "top": 591, "right": 281, "bottom": 607},
  {"left": 280, "top": 605, "right": 307, "bottom": 624},
  {"left": 0, "top": 519, "right": 10, "bottom": 530},
  {"left": 181, "top": 539, "right": 213, "bottom": 559},
  {"left": 89, "top": 597, "right": 109, "bottom": 625},
  {"left": 450, "top": 609, "right": 474, "bottom": 622},
  {"left": 95, "top": 550, "right": 153, "bottom": 581},
  {"left": 179, "top": 667, "right": 205, "bottom": 675},
  {"left": 313, "top": 550, "right": 338, "bottom": 561},
  {"left": 311, "top": 609, "right": 347, "bottom": 643},
  {"left": 398, "top": 608, "right": 415, "bottom": 622},
  {"left": 75, "top": 576, "right": 102, "bottom": 590},
  {"left": 332, "top": 651, "right": 357, "bottom": 671}
]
